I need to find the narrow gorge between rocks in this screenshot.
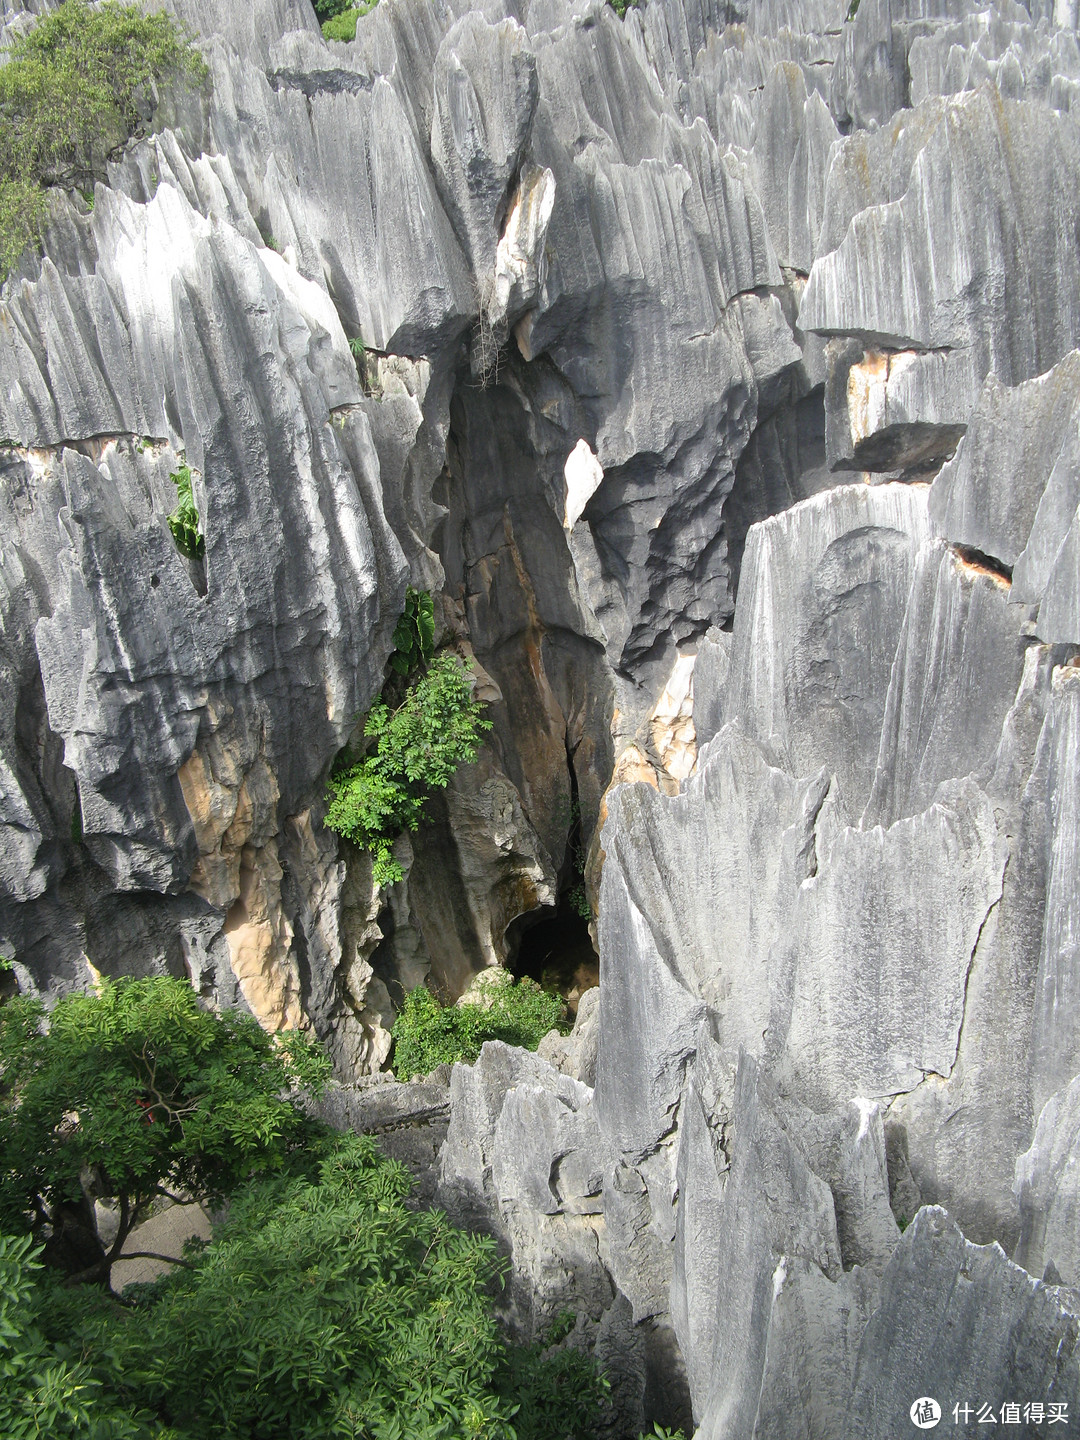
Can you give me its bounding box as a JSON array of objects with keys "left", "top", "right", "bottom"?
[{"left": 3, "top": 0, "right": 1080, "bottom": 1431}]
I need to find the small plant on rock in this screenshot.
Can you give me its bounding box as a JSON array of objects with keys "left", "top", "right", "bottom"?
[
  {"left": 388, "top": 584, "right": 435, "bottom": 675},
  {"left": 166, "top": 463, "right": 204, "bottom": 560},
  {"left": 555, "top": 794, "right": 592, "bottom": 920},
  {"left": 325, "top": 642, "right": 491, "bottom": 887},
  {"left": 567, "top": 880, "right": 591, "bottom": 920}
]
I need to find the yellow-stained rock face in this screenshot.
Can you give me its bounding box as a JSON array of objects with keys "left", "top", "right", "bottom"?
[
  {"left": 650, "top": 654, "right": 698, "bottom": 783},
  {"left": 177, "top": 704, "right": 281, "bottom": 912},
  {"left": 223, "top": 839, "right": 303, "bottom": 1033},
  {"left": 177, "top": 708, "right": 306, "bottom": 1034},
  {"left": 585, "top": 743, "right": 661, "bottom": 925},
  {"left": 846, "top": 349, "right": 903, "bottom": 449},
  {"left": 609, "top": 743, "right": 660, "bottom": 793}
]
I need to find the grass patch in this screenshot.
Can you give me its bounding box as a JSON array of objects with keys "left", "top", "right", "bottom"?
[{"left": 0, "top": 0, "right": 205, "bottom": 280}]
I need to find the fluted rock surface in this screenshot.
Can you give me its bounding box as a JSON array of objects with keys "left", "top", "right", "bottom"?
[{"left": 5, "top": 0, "right": 1080, "bottom": 1430}]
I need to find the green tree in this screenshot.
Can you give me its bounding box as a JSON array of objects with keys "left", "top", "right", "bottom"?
[
  {"left": 0, "top": 1232, "right": 155, "bottom": 1439},
  {"left": 0, "top": 0, "right": 205, "bottom": 278},
  {"left": 25, "top": 1132, "right": 608, "bottom": 1439},
  {"left": 326, "top": 650, "right": 492, "bottom": 886},
  {"left": 0, "top": 976, "right": 330, "bottom": 1287}
]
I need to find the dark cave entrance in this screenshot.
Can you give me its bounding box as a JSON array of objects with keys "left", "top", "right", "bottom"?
[
  {"left": 508, "top": 889, "right": 598, "bottom": 1017},
  {"left": 507, "top": 748, "right": 600, "bottom": 1016}
]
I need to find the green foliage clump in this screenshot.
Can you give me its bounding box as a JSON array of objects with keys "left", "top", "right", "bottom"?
[
  {"left": 389, "top": 584, "right": 436, "bottom": 675},
  {"left": 567, "top": 882, "right": 591, "bottom": 920},
  {"left": 13, "top": 1132, "right": 609, "bottom": 1439},
  {"left": 314, "top": 0, "right": 379, "bottom": 41},
  {"left": 322, "top": 6, "right": 359, "bottom": 40},
  {"left": 0, "top": 0, "right": 205, "bottom": 279},
  {"left": 0, "top": 1232, "right": 154, "bottom": 1439},
  {"left": 325, "top": 648, "right": 491, "bottom": 887},
  {"left": 0, "top": 976, "right": 330, "bottom": 1286},
  {"left": 391, "top": 973, "right": 567, "bottom": 1081},
  {"left": 166, "top": 463, "right": 204, "bottom": 560}
]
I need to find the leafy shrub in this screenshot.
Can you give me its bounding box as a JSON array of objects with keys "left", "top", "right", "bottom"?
[
  {"left": 391, "top": 973, "right": 567, "bottom": 1080},
  {"left": 567, "top": 881, "right": 591, "bottom": 919},
  {"left": 389, "top": 584, "right": 435, "bottom": 675},
  {"left": 314, "top": 0, "right": 378, "bottom": 40},
  {"left": 325, "top": 649, "right": 491, "bottom": 886},
  {"left": 0, "top": 976, "right": 330, "bottom": 1286},
  {"left": 23, "top": 1131, "right": 608, "bottom": 1439},
  {"left": 166, "top": 463, "right": 204, "bottom": 559},
  {"left": 496, "top": 1324, "right": 609, "bottom": 1440},
  {"left": 0, "top": 0, "right": 205, "bottom": 279},
  {"left": 322, "top": 6, "right": 358, "bottom": 40},
  {"left": 0, "top": 1232, "right": 154, "bottom": 1439}
]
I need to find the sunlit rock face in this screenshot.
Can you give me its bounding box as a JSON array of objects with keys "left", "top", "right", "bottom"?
[{"left": 6, "top": 0, "right": 1080, "bottom": 1428}]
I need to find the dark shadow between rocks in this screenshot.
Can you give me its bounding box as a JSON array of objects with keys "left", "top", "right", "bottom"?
[{"left": 508, "top": 889, "right": 598, "bottom": 1016}]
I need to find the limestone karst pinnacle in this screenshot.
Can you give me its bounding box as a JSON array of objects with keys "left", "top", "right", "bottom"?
[{"left": 3, "top": 0, "right": 1080, "bottom": 1430}]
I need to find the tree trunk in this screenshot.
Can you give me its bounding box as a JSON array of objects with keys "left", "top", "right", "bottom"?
[{"left": 41, "top": 1193, "right": 108, "bottom": 1282}]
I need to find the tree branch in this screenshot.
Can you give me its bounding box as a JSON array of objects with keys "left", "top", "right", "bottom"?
[
  {"left": 152, "top": 1187, "right": 193, "bottom": 1207},
  {"left": 114, "top": 1249, "right": 196, "bottom": 1271},
  {"left": 106, "top": 1192, "right": 134, "bottom": 1265}
]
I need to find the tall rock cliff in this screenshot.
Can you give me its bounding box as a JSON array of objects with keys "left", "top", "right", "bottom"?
[{"left": 4, "top": 0, "right": 1080, "bottom": 1431}]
